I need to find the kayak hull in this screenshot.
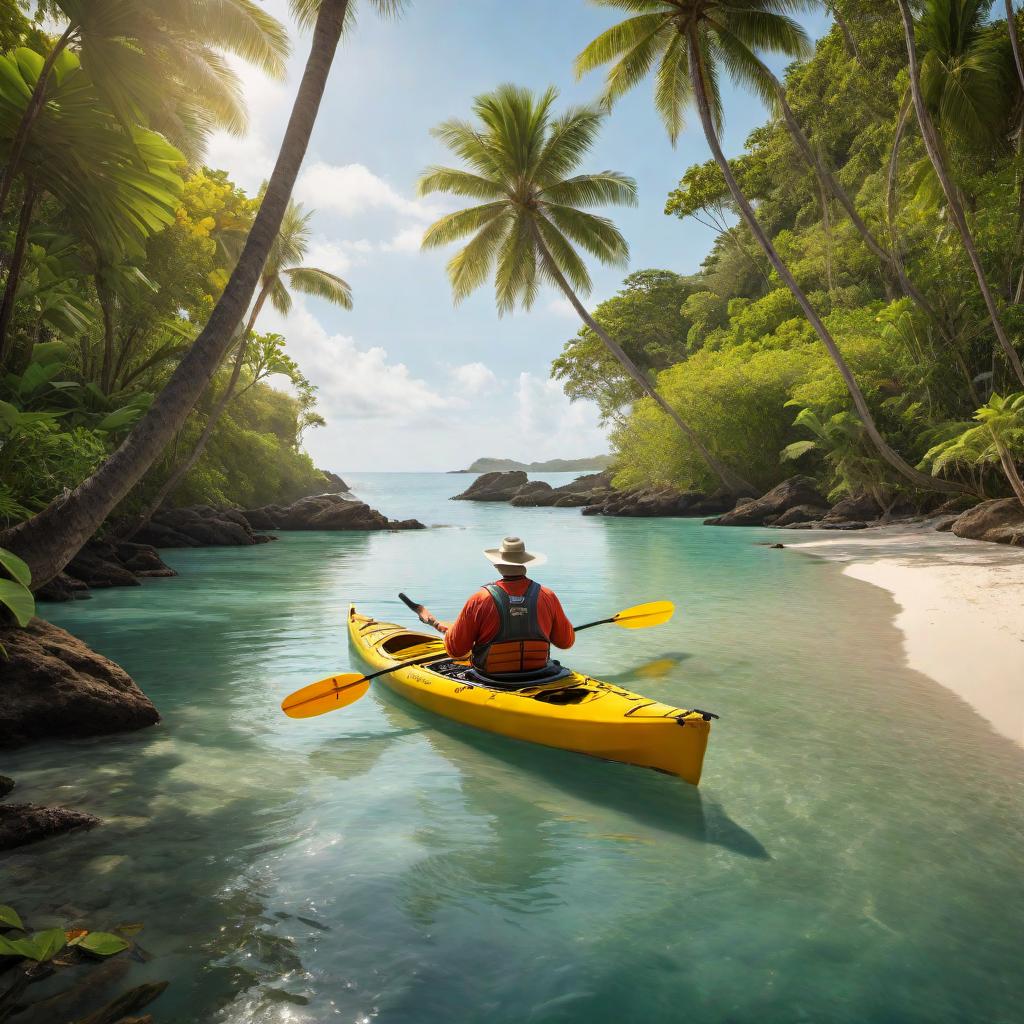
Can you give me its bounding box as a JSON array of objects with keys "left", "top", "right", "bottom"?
[{"left": 347, "top": 606, "right": 711, "bottom": 785}]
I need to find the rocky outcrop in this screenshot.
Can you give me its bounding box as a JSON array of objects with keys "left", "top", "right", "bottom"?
[
  {"left": 0, "top": 804, "right": 100, "bottom": 850},
  {"left": 241, "top": 494, "right": 424, "bottom": 531},
  {"left": 773, "top": 503, "right": 831, "bottom": 527},
  {"left": 0, "top": 619, "right": 160, "bottom": 748},
  {"left": 951, "top": 498, "right": 1024, "bottom": 546},
  {"left": 36, "top": 540, "right": 178, "bottom": 602},
  {"left": 132, "top": 506, "right": 269, "bottom": 548},
  {"left": 321, "top": 470, "right": 349, "bottom": 493},
  {"left": 706, "top": 476, "right": 826, "bottom": 527},
  {"left": 0, "top": 775, "right": 14, "bottom": 798},
  {"left": 582, "top": 486, "right": 735, "bottom": 518},
  {"left": 821, "top": 493, "right": 882, "bottom": 524},
  {"left": 452, "top": 471, "right": 528, "bottom": 501},
  {"left": 511, "top": 471, "right": 616, "bottom": 508}
]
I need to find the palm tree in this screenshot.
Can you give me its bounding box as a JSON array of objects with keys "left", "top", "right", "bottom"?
[
  {"left": 895, "top": 0, "right": 1024, "bottom": 388},
  {"left": 3, "top": 0, "right": 404, "bottom": 590},
  {"left": 1008, "top": 0, "right": 1024, "bottom": 95},
  {"left": 575, "top": 0, "right": 964, "bottom": 493},
  {"left": 418, "top": 84, "right": 755, "bottom": 497},
  {"left": 0, "top": 0, "right": 289, "bottom": 216},
  {"left": 130, "top": 200, "right": 352, "bottom": 528}
]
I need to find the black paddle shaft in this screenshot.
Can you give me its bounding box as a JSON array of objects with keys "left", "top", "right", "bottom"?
[{"left": 401, "top": 592, "right": 610, "bottom": 633}]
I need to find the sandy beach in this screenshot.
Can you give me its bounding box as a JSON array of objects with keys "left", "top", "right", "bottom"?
[{"left": 786, "top": 522, "right": 1024, "bottom": 746}]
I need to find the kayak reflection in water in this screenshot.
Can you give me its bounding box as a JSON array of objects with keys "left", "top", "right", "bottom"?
[{"left": 416, "top": 536, "right": 575, "bottom": 682}]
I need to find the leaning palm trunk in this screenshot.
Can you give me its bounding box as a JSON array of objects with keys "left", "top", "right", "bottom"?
[
  {"left": 123, "top": 287, "right": 271, "bottom": 538},
  {"left": 996, "top": 439, "right": 1024, "bottom": 505},
  {"left": 530, "top": 223, "right": 756, "bottom": 497},
  {"left": 896, "top": 0, "right": 1024, "bottom": 389},
  {"left": 687, "top": 29, "right": 963, "bottom": 494},
  {"left": 1006, "top": 0, "right": 1024, "bottom": 96},
  {"left": 1, "top": 0, "right": 351, "bottom": 589},
  {"left": 0, "top": 182, "right": 37, "bottom": 364},
  {"left": 0, "top": 26, "right": 75, "bottom": 219}
]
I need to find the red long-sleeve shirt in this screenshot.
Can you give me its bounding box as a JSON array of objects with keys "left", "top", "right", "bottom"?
[{"left": 443, "top": 577, "right": 575, "bottom": 660}]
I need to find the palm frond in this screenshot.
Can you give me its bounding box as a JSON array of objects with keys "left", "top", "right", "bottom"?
[
  {"left": 536, "top": 216, "right": 594, "bottom": 296},
  {"left": 544, "top": 203, "right": 630, "bottom": 266},
  {"left": 269, "top": 276, "right": 293, "bottom": 316},
  {"left": 421, "top": 202, "right": 510, "bottom": 249},
  {"left": 494, "top": 211, "right": 539, "bottom": 314},
  {"left": 539, "top": 171, "right": 638, "bottom": 207},
  {"left": 446, "top": 210, "right": 513, "bottom": 304},
  {"left": 417, "top": 166, "right": 505, "bottom": 200},
  {"left": 654, "top": 28, "right": 690, "bottom": 144},
  {"left": 285, "top": 266, "right": 353, "bottom": 309}
]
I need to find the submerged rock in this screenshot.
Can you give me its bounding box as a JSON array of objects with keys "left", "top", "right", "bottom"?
[
  {"left": 951, "top": 498, "right": 1024, "bottom": 546},
  {"left": 706, "top": 477, "right": 825, "bottom": 527},
  {"left": 0, "top": 619, "right": 160, "bottom": 748},
  {"left": 0, "top": 803, "right": 99, "bottom": 850}
]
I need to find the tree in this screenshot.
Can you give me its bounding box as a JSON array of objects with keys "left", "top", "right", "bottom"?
[
  {"left": 1008, "top": 0, "right": 1024, "bottom": 96},
  {"left": 895, "top": 0, "right": 1024, "bottom": 388},
  {"left": 2, "top": 0, "right": 403, "bottom": 590},
  {"left": 921, "top": 392, "right": 1024, "bottom": 504},
  {"left": 418, "top": 83, "right": 755, "bottom": 496},
  {"left": 575, "top": 0, "right": 964, "bottom": 492},
  {"left": 130, "top": 200, "right": 351, "bottom": 527},
  {"left": 0, "top": 0, "right": 288, "bottom": 215}
]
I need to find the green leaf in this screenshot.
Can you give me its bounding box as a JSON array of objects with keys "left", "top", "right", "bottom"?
[
  {"left": 0, "top": 548, "right": 31, "bottom": 587},
  {"left": 0, "top": 906, "right": 24, "bottom": 932},
  {"left": 0, "top": 928, "right": 66, "bottom": 962},
  {"left": 0, "top": 579, "right": 35, "bottom": 627},
  {"left": 76, "top": 932, "right": 130, "bottom": 957}
]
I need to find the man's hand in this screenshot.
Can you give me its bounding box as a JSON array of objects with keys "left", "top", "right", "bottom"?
[{"left": 418, "top": 607, "right": 450, "bottom": 634}]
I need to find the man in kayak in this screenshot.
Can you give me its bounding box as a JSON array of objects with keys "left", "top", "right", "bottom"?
[{"left": 417, "top": 536, "right": 575, "bottom": 679}]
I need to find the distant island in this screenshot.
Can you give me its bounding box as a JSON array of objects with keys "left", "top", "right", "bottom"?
[{"left": 450, "top": 456, "right": 614, "bottom": 474}]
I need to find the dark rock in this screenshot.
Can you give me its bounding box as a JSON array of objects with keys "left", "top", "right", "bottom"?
[
  {"left": 934, "top": 517, "right": 957, "bottom": 533},
  {"left": 145, "top": 507, "right": 257, "bottom": 547},
  {"left": 951, "top": 498, "right": 1024, "bottom": 546},
  {"left": 0, "top": 803, "right": 100, "bottom": 850},
  {"left": 934, "top": 494, "right": 984, "bottom": 516},
  {"left": 0, "top": 775, "right": 13, "bottom": 797},
  {"left": 65, "top": 543, "right": 140, "bottom": 588},
  {"left": 242, "top": 506, "right": 279, "bottom": 530},
  {"left": 115, "top": 542, "right": 176, "bottom": 576},
  {"left": 0, "top": 619, "right": 160, "bottom": 748},
  {"left": 818, "top": 521, "right": 869, "bottom": 531},
  {"left": 243, "top": 494, "right": 423, "bottom": 531},
  {"left": 321, "top": 470, "right": 349, "bottom": 493},
  {"left": 583, "top": 483, "right": 732, "bottom": 518},
  {"left": 35, "top": 572, "right": 91, "bottom": 603},
  {"left": 510, "top": 481, "right": 554, "bottom": 507},
  {"left": 452, "top": 471, "right": 528, "bottom": 501},
  {"left": 708, "top": 476, "right": 825, "bottom": 527},
  {"left": 770, "top": 543, "right": 785, "bottom": 549},
  {"left": 824, "top": 493, "right": 882, "bottom": 523},
  {"left": 773, "top": 504, "right": 830, "bottom": 527}
]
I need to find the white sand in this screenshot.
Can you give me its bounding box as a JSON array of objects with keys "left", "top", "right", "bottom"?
[{"left": 786, "top": 521, "right": 1024, "bottom": 746}]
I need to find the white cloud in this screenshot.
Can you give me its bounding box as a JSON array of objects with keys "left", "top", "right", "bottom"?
[
  {"left": 514, "top": 372, "right": 609, "bottom": 460},
  {"left": 302, "top": 238, "right": 357, "bottom": 278},
  {"left": 295, "top": 162, "right": 438, "bottom": 221},
  {"left": 451, "top": 362, "right": 497, "bottom": 395},
  {"left": 382, "top": 225, "right": 425, "bottom": 253},
  {"left": 261, "top": 300, "right": 449, "bottom": 424}
]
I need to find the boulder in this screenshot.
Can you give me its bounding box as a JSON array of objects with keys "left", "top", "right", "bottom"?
[
  {"left": 510, "top": 471, "right": 616, "bottom": 508},
  {"left": 0, "top": 619, "right": 160, "bottom": 748},
  {"left": 34, "top": 572, "right": 91, "bottom": 603},
  {"left": 242, "top": 493, "right": 424, "bottom": 531},
  {"left": 773, "top": 504, "right": 830, "bottom": 527},
  {"left": 65, "top": 543, "right": 140, "bottom": 588},
  {"left": 321, "top": 470, "right": 349, "bottom": 493},
  {"left": 934, "top": 494, "right": 984, "bottom": 516},
  {"left": 510, "top": 481, "right": 555, "bottom": 507},
  {"left": 452, "top": 471, "right": 528, "bottom": 501},
  {"left": 0, "top": 804, "right": 99, "bottom": 851},
  {"left": 583, "top": 485, "right": 733, "bottom": 518},
  {"left": 141, "top": 507, "right": 257, "bottom": 547},
  {"left": 824, "top": 493, "right": 882, "bottom": 523},
  {"left": 707, "top": 477, "right": 825, "bottom": 527},
  {"left": 934, "top": 517, "right": 958, "bottom": 533},
  {"left": 0, "top": 775, "right": 13, "bottom": 797},
  {"left": 951, "top": 498, "right": 1024, "bottom": 546}
]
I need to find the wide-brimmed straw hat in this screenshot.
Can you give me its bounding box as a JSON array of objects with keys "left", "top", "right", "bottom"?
[{"left": 483, "top": 536, "right": 547, "bottom": 575}]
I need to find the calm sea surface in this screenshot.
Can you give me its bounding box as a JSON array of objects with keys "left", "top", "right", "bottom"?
[{"left": 6, "top": 472, "right": 1024, "bottom": 1023}]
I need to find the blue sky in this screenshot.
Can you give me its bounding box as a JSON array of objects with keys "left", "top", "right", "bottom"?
[{"left": 208, "top": 0, "right": 831, "bottom": 472}]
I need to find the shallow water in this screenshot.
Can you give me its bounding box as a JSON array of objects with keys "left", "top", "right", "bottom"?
[{"left": 6, "top": 473, "right": 1024, "bottom": 1023}]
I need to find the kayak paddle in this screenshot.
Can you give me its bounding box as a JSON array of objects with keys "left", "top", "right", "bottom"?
[
  {"left": 280, "top": 653, "right": 443, "bottom": 719},
  {"left": 401, "top": 593, "right": 675, "bottom": 634},
  {"left": 280, "top": 599, "right": 676, "bottom": 720}
]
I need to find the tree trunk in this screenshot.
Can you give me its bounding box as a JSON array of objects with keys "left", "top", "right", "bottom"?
[
  {"left": 530, "top": 221, "right": 758, "bottom": 497},
  {"left": 122, "top": 286, "right": 270, "bottom": 538},
  {"left": 0, "top": 182, "right": 37, "bottom": 367},
  {"left": 96, "top": 274, "right": 117, "bottom": 394},
  {"left": 0, "top": 25, "right": 75, "bottom": 220},
  {"left": 828, "top": 4, "right": 861, "bottom": 63},
  {"left": 1, "top": 0, "right": 351, "bottom": 590},
  {"left": 1006, "top": 0, "right": 1024, "bottom": 96},
  {"left": 996, "top": 439, "right": 1024, "bottom": 506},
  {"left": 896, "top": 0, "right": 1024, "bottom": 389},
  {"left": 886, "top": 90, "right": 913, "bottom": 259},
  {"left": 687, "top": 28, "right": 963, "bottom": 494}
]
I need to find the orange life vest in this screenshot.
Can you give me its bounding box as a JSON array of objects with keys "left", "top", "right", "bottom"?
[{"left": 471, "top": 580, "right": 551, "bottom": 675}]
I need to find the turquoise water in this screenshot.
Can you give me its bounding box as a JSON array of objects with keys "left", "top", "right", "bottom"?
[{"left": 6, "top": 472, "right": 1024, "bottom": 1023}]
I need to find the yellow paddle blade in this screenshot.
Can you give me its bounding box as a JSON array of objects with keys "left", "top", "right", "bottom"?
[
  {"left": 611, "top": 600, "right": 675, "bottom": 630},
  {"left": 281, "top": 674, "right": 371, "bottom": 719}
]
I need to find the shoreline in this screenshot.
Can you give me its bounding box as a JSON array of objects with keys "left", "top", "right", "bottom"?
[{"left": 785, "top": 520, "right": 1024, "bottom": 747}]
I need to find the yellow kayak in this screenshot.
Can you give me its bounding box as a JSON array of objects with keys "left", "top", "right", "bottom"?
[{"left": 347, "top": 606, "right": 713, "bottom": 785}]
